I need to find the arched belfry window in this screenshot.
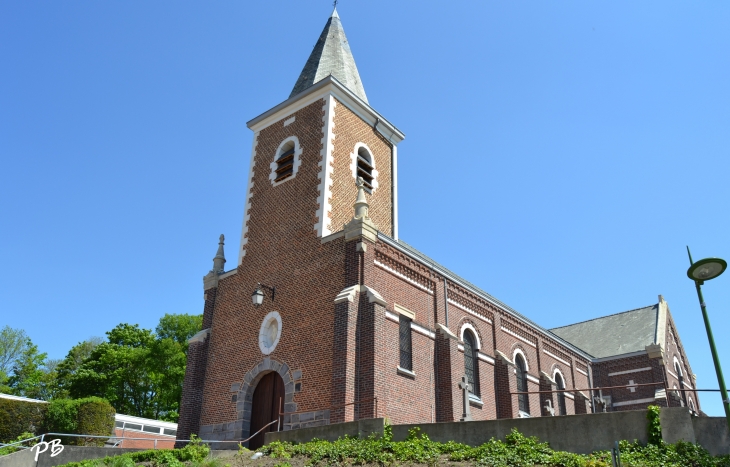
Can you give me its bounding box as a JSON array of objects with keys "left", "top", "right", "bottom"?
[
  {"left": 515, "top": 354, "right": 530, "bottom": 414},
  {"left": 351, "top": 143, "right": 378, "bottom": 193},
  {"left": 270, "top": 137, "right": 302, "bottom": 186},
  {"left": 554, "top": 372, "right": 567, "bottom": 416},
  {"left": 275, "top": 141, "right": 295, "bottom": 182},
  {"left": 463, "top": 330, "right": 480, "bottom": 397}
]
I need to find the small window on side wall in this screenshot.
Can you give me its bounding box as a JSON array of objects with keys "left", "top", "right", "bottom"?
[
  {"left": 275, "top": 141, "right": 296, "bottom": 182},
  {"left": 357, "top": 147, "right": 374, "bottom": 191},
  {"left": 399, "top": 315, "right": 412, "bottom": 371}
]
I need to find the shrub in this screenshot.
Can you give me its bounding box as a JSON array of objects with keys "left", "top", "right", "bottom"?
[
  {"left": 44, "top": 397, "right": 115, "bottom": 446},
  {"left": 76, "top": 398, "right": 115, "bottom": 446},
  {"left": 0, "top": 432, "right": 36, "bottom": 455},
  {"left": 55, "top": 436, "right": 210, "bottom": 467},
  {"left": 0, "top": 397, "right": 47, "bottom": 442},
  {"left": 647, "top": 404, "right": 662, "bottom": 445}
]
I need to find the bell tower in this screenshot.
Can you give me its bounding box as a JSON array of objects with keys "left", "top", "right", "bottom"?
[{"left": 237, "top": 8, "right": 405, "bottom": 265}]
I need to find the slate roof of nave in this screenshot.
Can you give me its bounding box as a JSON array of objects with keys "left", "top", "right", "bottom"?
[
  {"left": 379, "top": 234, "right": 594, "bottom": 359},
  {"left": 550, "top": 304, "right": 659, "bottom": 359},
  {"left": 290, "top": 8, "right": 368, "bottom": 103}
]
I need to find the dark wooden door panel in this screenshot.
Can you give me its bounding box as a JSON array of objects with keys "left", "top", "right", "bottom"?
[{"left": 249, "top": 372, "right": 285, "bottom": 450}]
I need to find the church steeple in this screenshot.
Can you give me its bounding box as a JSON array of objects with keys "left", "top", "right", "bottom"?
[{"left": 289, "top": 8, "right": 368, "bottom": 103}]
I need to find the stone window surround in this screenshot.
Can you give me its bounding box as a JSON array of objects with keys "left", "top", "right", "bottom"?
[
  {"left": 350, "top": 142, "right": 379, "bottom": 193},
  {"left": 459, "top": 322, "right": 481, "bottom": 350},
  {"left": 259, "top": 311, "right": 282, "bottom": 355},
  {"left": 270, "top": 136, "right": 303, "bottom": 187}
]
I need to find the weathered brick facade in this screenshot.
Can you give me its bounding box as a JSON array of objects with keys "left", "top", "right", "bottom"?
[{"left": 176, "top": 11, "right": 702, "bottom": 447}]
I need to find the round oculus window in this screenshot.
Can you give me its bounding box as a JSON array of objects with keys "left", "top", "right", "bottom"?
[{"left": 259, "top": 311, "right": 282, "bottom": 355}]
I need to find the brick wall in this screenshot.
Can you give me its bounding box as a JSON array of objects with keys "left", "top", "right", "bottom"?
[
  {"left": 178, "top": 89, "right": 702, "bottom": 441},
  {"left": 115, "top": 429, "right": 176, "bottom": 449},
  {"left": 329, "top": 99, "right": 393, "bottom": 236}
]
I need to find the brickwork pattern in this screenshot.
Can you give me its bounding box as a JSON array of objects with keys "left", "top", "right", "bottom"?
[
  {"left": 176, "top": 336, "right": 210, "bottom": 446},
  {"left": 592, "top": 354, "right": 667, "bottom": 411},
  {"left": 114, "top": 429, "right": 176, "bottom": 449},
  {"left": 664, "top": 312, "right": 700, "bottom": 411},
  {"left": 195, "top": 99, "right": 349, "bottom": 439},
  {"left": 178, "top": 92, "right": 704, "bottom": 442},
  {"left": 329, "top": 99, "right": 393, "bottom": 236}
]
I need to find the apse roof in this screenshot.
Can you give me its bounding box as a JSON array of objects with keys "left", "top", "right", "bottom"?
[
  {"left": 290, "top": 9, "right": 368, "bottom": 103},
  {"left": 550, "top": 305, "right": 659, "bottom": 359}
]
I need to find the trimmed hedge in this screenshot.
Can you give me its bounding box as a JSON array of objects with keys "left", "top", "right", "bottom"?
[
  {"left": 77, "top": 398, "right": 116, "bottom": 446},
  {"left": 44, "top": 397, "right": 116, "bottom": 446},
  {"left": 0, "top": 397, "right": 47, "bottom": 443}
]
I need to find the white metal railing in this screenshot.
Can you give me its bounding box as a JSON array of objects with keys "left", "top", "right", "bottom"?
[{"left": 0, "top": 419, "right": 280, "bottom": 453}]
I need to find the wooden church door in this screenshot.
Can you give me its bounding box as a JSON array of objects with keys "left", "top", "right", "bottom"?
[{"left": 248, "top": 371, "right": 285, "bottom": 450}]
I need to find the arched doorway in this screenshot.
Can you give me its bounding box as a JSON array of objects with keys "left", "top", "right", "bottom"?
[{"left": 249, "top": 371, "right": 285, "bottom": 450}]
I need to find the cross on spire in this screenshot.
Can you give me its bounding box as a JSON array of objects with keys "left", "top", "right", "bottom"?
[{"left": 333, "top": 0, "right": 338, "bottom": 8}]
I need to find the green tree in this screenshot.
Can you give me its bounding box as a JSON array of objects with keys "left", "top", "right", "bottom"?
[
  {"left": 55, "top": 337, "right": 104, "bottom": 397},
  {"left": 0, "top": 326, "right": 30, "bottom": 392},
  {"left": 155, "top": 313, "right": 203, "bottom": 353},
  {"left": 7, "top": 339, "right": 48, "bottom": 399},
  {"left": 0, "top": 326, "right": 29, "bottom": 375},
  {"left": 62, "top": 315, "right": 200, "bottom": 422}
]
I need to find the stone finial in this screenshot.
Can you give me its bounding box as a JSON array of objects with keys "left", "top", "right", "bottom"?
[
  {"left": 343, "top": 177, "right": 378, "bottom": 243},
  {"left": 212, "top": 234, "right": 226, "bottom": 274},
  {"left": 354, "top": 177, "right": 369, "bottom": 220}
]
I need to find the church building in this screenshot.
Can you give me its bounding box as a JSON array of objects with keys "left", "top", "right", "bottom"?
[{"left": 177, "top": 9, "right": 700, "bottom": 449}]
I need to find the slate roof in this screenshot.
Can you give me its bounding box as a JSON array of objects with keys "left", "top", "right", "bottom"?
[
  {"left": 290, "top": 9, "right": 368, "bottom": 103},
  {"left": 550, "top": 305, "right": 659, "bottom": 359},
  {"left": 377, "top": 234, "right": 593, "bottom": 359}
]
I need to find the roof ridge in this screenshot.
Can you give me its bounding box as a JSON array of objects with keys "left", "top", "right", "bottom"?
[{"left": 550, "top": 303, "right": 658, "bottom": 331}]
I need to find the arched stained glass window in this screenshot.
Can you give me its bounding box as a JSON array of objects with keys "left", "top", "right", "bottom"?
[
  {"left": 515, "top": 354, "right": 530, "bottom": 414},
  {"left": 675, "top": 361, "right": 687, "bottom": 406},
  {"left": 555, "top": 373, "right": 566, "bottom": 416},
  {"left": 463, "top": 330, "right": 480, "bottom": 396}
]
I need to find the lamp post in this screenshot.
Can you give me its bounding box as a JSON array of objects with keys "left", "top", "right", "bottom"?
[{"left": 686, "top": 247, "right": 730, "bottom": 429}]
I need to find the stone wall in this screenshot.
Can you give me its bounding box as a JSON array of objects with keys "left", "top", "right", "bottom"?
[{"left": 263, "top": 409, "right": 729, "bottom": 456}]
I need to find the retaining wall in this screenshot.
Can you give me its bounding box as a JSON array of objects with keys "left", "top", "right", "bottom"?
[
  {"left": 0, "top": 447, "right": 143, "bottom": 467},
  {"left": 264, "top": 408, "right": 729, "bottom": 456}
]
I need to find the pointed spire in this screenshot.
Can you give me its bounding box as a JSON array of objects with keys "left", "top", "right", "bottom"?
[
  {"left": 212, "top": 234, "right": 226, "bottom": 274},
  {"left": 290, "top": 10, "right": 368, "bottom": 102}
]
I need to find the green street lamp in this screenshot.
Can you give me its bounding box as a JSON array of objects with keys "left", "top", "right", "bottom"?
[{"left": 686, "top": 247, "right": 730, "bottom": 429}]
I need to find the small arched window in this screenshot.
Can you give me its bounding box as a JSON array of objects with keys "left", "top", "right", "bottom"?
[
  {"left": 515, "top": 354, "right": 530, "bottom": 414},
  {"left": 688, "top": 397, "right": 696, "bottom": 412},
  {"left": 463, "top": 330, "right": 480, "bottom": 396},
  {"left": 275, "top": 141, "right": 296, "bottom": 182},
  {"left": 356, "top": 147, "right": 374, "bottom": 191},
  {"left": 555, "top": 372, "right": 567, "bottom": 416},
  {"left": 675, "top": 361, "right": 688, "bottom": 406}
]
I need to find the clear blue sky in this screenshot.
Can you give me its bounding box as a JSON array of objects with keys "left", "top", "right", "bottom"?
[{"left": 2, "top": 2, "right": 729, "bottom": 416}]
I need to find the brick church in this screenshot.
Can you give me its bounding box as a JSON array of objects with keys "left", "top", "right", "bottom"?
[{"left": 177, "top": 9, "right": 701, "bottom": 448}]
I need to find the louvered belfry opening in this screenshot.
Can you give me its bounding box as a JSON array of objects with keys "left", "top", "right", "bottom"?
[
  {"left": 357, "top": 147, "right": 374, "bottom": 191},
  {"left": 516, "top": 355, "right": 530, "bottom": 414},
  {"left": 463, "top": 331, "right": 480, "bottom": 396},
  {"left": 275, "top": 142, "right": 295, "bottom": 182}
]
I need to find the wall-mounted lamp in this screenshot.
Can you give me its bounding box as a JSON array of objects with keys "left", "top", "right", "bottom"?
[{"left": 252, "top": 283, "right": 275, "bottom": 306}]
